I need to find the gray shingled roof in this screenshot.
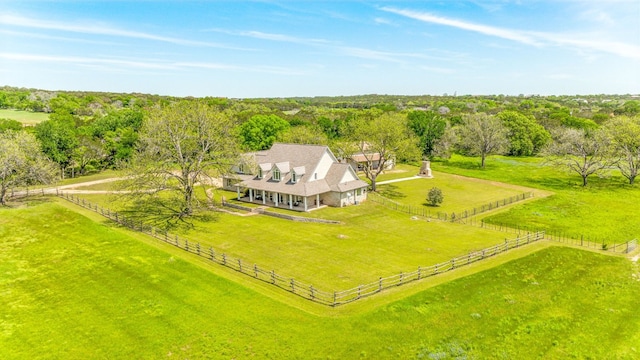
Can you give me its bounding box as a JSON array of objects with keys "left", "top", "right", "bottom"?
[{"left": 237, "top": 143, "right": 366, "bottom": 197}]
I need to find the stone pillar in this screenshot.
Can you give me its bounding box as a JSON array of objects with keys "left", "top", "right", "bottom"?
[{"left": 419, "top": 160, "right": 433, "bottom": 178}]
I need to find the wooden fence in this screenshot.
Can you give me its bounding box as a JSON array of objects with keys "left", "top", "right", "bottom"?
[
  {"left": 55, "top": 191, "right": 550, "bottom": 306},
  {"left": 368, "top": 192, "right": 533, "bottom": 222}
]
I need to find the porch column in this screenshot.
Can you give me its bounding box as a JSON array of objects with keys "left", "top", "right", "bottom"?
[
  {"left": 275, "top": 192, "right": 279, "bottom": 207},
  {"left": 289, "top": 194, "right": 293, "bottom": 209},
  {"left": 262, "top": 190, "right": 266, "bottom": 204},
  {"left": 304, "top": 197, "right": 308, "bottom": 211},
  {"left": 236, "top": 186, "right": 240, "bottom": 200},
  {"left": 316, "top": 194, "right": 320, "bottom": 208},
  {"left": 249, "top": 189, "right": 253, "bottom": 202}
]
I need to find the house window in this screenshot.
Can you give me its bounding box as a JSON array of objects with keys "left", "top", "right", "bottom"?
[
  {"left": 314, "top": 173, "right": 317, "bottom": 180},
  {"left": 273, "top": 168, "right": 281, "bottom": 181},
  {"left": 292, "top": 172, "right": 297, "bottom": 183},
  {"left": 238, "top": 164, "right": 244, "bottom": 174},
  {"left": 258, "top": 168, "right": 263, "bottom": 179},
  {"left": 356, "top": 188, "right": 362, "bottom": 196}
]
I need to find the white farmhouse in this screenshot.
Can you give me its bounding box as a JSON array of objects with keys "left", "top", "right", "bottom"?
[{"left": 223, "top": 143, "right": 368, "bottom": 211}]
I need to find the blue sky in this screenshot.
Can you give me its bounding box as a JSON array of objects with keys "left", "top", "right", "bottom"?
[{"left": 1, "top": 0, "right": 638, "bottom": 97}]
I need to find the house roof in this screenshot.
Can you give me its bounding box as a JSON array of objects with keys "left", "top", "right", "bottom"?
[
  {"left": 236, "top": 143, "right": 367, "bottom": 197},
  {"left": 351, "top": 153, "right": 381, "bottom": 162}
]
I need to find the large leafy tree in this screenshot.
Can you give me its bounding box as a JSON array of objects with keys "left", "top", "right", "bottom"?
[
  {"left": 407, "top": 110, "right": 446, "bottom": 160},
  {"left": 544, "top": 128, "right": 612, "bottom": 186},
  {"left": 0, "top": 131, "right": 57, "bottom": 205},
  {"left": 456, "top": 114, "right": 509, "bottom": 168},
  {"left": 91, "top": 109, "right": 143, "bottom": 167},
  {"left": 131, "top": 100, "right": 238, "bottom": 221},
  {"left": 348, "top": 112, "right": 419, "bottom": 191},
  {"left": 602, "top": 116, "right": 640, "bottom": 184},
  {"left": 238, "top": 114, "right": 289, "bottom": 150},
  {"left": 497, "top": 110, "right": 550, "bottom": 156},
  {"left": 34, "top": 115, "right": 78, "bottom": 178}
]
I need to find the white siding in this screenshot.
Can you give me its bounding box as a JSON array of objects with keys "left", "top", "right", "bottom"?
[{"left": 309, "top": 150, "right": 336, "bottom": 181}]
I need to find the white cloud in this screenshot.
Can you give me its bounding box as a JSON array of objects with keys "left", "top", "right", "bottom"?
[
  {"left": 381, "top": 7, "right": 640, "bottom": 61},
  {"left": 381, "top": 7, "right": 541, "bottom": 46},
  {"left": 0, "top": 52, "right": 306, "bottom": 76},
  {"left": 0, "top": 14, "right": 242, "bottom": 49},
  {"left": 0, "top": 52, "right": 178, "bottom": 70}
]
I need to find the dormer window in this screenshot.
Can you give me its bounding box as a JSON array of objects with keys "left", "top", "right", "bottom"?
[
  {"left": 273, "top": 168, "right": 281, "bottom": 181},
  {"left": 238, "top": 164, "right": 244, "bottom": 174},
  {"left": 291, "top": 166, "right": 304, "bottom": 184},
  {"left": 257, "top": 168, "right": 263, "bottom": 179}
]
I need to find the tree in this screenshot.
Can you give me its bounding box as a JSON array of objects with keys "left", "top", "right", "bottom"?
[
  {"left": 544, "top": 128, "right": 612, "bottom": 186},
  {"left": 456, "top": 114, "right": 509, "bottom": 168},
  {"left": 349, "top": 112, "right": 419, "bottom": 191},
  {"left": 34, "top": 116, "right": 78, "bottom": 178},
  {"left": 277, "top": 125, "right": 328, "bottom": 145},
  {"left": 407, "top": 110, "right": 446, "bottom": 160},
  {"left": 0, "top": 131, "right": 57, "bottom": 205},
  {"left": 497, "top": 110, "right": 550, "bottom": 156},
  {"left": 72, "top": 135, "right": 106, "bottom": 175},
  {"left": 426, "top": 187, "right": 443, "bottom": 206},
  {"left": 238, "top": 114, "right": 289, "bottom": 150},
  {"left": 602, "top": 116, "right": 640, "bottom": 184},
  {"left": 131, "top": 100, "right": 238, "bottom": 221},
  {"left": 0, "top": 118, "right": 22, "bottom": 133}
]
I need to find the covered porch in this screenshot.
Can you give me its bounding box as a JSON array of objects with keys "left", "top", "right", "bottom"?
[{"left": 235, "top": 186, "right": 324, "bottom": 212}]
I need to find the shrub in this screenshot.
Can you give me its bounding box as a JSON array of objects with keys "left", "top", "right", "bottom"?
[{"left": 427, "top": 187, "right": 444, "bottom": 207}]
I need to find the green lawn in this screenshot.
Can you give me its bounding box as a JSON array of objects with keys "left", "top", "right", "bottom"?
[
  {"left": 2, "top": 200, "right": 639, "bottom": 359},
  {"left": 0, "top": 109, "right": 49, "bottom": 125},
  {"left": 70, "top": 194, "right": 524, "bottom": 290},
  {"left": 376, "top": 170, "right": 545, "bottom": 214},
  {"left": 434, "top": 154, "right": 640, "bottom": 243}
]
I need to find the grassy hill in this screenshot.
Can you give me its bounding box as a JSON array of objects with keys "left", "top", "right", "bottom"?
[{"left": 1, "top": 199, "right": 639, "bottom": 359}]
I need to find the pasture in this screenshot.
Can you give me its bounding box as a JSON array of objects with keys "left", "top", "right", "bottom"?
[
  {"left": 0, "top": 109, "right": 49, "bottom": 125},
  {"left": 1, "top": 200, "right": 639, "bottom": 359},
  {"left": 434, "top": 155, "right": 640, "bottom": 242},
  {"left": 70, "top": 193, "right": 526, "bottom": 290}
]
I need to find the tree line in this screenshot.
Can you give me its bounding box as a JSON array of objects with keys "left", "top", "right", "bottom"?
[{"left": 1, "top": 87, "right": 639, "bottom": 213}]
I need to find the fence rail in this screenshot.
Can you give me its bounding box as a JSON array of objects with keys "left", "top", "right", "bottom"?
[
  {"left": 369, "top": 191, "right": 533, "bottom": 222},
  {"left": 11, "top": 190, "right": 636, "bottom": 306},
  {"left": 54, "top": 191, "right": 553, "bottom": 306}
]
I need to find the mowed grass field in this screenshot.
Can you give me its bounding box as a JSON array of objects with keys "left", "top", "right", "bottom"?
[
  {"left": 376, "top": 170, "right": 546, "bottom": 214},
  {"left": 2, "top": 200, "right": 639, "bottom": 359},
  {"left": 0, "top": 109, "right": 48, "bottom": 125},
  {"left": 73, "top": 192, "right": 522, "bottom": 290}
]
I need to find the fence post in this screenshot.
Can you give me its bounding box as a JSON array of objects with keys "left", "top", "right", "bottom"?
[
  {"left": 417, "top": 266, "right": 421, "bottom": 280},
  {"left": 379, "top": 277, "right": 383, "bottom": 292},
  {"left": 196, "top": 243, "right": 200, "bottom": 255},
  {"left": 238, "top": 259, "right": 242, "bottom": 272},
  {"left": 357, "top": 285, "right": 362, "bottom": 299},
  {"left": 175, "top": 235, "right": 179, "bottom": 246},
  {"left": 222, "top": 253, "right": 227, "bottom": 265},
  {"left": 310, "top": 285, "right": 315, "bottom": 300},
  {"left": 271, "top": 270, "right": 275, "bottom": 284},
  {"left": 290, "top": 279, "right": 295, "bottom": 292},
  {"left": 451, "top": 259, "right": 455, "bottom": 269},
  {"left": 333, "top": 292, "right": 337, "bottom": 306},
  {"left": 185, "top": 239, "right": 189, "bottom": 251},
  {"left": 254, "top": 264, "right": 258, "bottom": 277},
  {"left": 210, "top": 247, "right": 215, "bottom": 260}
]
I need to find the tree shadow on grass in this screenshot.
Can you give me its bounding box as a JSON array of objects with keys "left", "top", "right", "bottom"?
[
  {"left": 377, "top": 184, "right": 406, "bottom": 199},
  {"left": 118, "top": 196, "right": 219, "bottom": 232}
]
